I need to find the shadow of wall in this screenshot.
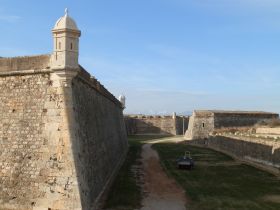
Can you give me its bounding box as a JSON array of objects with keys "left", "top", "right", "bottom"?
[
  {"left": 125, "top": 116, "right": 176, "bottom": 135},
  {"left": 273, "top": 147, "right": 280, "bottom": 166},
  {"left": 125, "top": 115, "right": 190, "bottom": 136},
  {"left": 186, "top": 136, "right": 280, "bottom": 169},
  {"left": 176, "top": 116, "right": 189, "bottom": 135}
]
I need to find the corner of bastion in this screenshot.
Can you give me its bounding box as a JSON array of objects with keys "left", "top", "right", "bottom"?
[{"left": 0, "top": 9, "right": 128, "bottom": 210}]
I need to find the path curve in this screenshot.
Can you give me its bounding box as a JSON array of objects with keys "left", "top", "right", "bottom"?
[{"left": 140, "top": 137, "right": 187, "bottom": 210}]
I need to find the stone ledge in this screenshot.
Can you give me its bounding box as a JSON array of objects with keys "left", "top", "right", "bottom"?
[
  {"left": 76, "top": 66, "right": 122, "bottom": 108},
  {"left": 0, "top": 69, "right": 52, "bottom": 77}
]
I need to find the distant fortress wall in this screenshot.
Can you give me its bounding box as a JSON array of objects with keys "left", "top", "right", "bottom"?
[
  {"left": 213, "top": 112, "right": 279, "bottom": 128},
  {"left": 0, "top": 55, "right": 127, "bottom": 210},
  {"left": 185, "top": 110, "right": 279, "bottom": 140},
  {"left": 187, "top": 136, "right": 280, "bottom": 173},
  {"left": 125, "top": 114, "right": 189, "bottom": 135}
]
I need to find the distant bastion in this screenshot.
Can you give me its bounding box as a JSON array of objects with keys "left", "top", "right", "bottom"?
[{"left": 185, "top": 110, "right": 279, "bottom": 140}]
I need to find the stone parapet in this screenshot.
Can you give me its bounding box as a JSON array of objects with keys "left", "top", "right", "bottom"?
[
  {"left": 125, "top": 115, "right": 174, "bottom": 119},
  {"left": 0, "top": 55, "right": 51, "bottom": 72},
  {"left": 77, "top": 66, "right": 122, "bottom": 108},
  {"left": 0, "top": 55, "right": 122, "bottom": 109}
]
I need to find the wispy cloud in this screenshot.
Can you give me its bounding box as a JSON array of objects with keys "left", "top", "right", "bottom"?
[
  {"left": 80, "top": 55, "right": 164, "bottom": 86},
  {"left": 0, "top": 15, "right": 21, "bottom": 22},
  {"left": 147, "top": 44, "right": 221, "bottom": 65},
  {"left": 123, "top": 88, "right": 209, "bottom": 115}
]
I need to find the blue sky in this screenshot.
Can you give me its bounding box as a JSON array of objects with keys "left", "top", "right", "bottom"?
[{"left": 0, "top": 0, "right": 279, "bottom": 114}]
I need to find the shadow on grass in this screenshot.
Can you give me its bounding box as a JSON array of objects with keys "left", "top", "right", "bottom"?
[
  {"left": 103, "top": 135, "right": 169, "bottom": 210},
  {"left": 153, "top": 143, "right": 280, "bottom": 210}
]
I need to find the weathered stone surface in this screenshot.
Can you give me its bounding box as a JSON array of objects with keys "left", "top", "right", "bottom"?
[
  {"left": 0, "top": 55, "right": 50, "bottom": 72},
  {"left": 213, "top": 111, "right": 279, "bottom": 128},
  {"left": 185, "top": 111, "right": 214, "bottom": 140},
  {"left": 185, "top": 110, "right": 279, "bottom": 140},
  {"left": 256, "top": 127, "right": 280, "bottom": 135},
  {"left": 0, "top": 10, "right": 127, "bottom": 210},
  {"left": 0, "top": 74, "right": 48, "bottom": 202},
  {"left": 0, "top": 64, "right": 127, "bottom": 210},
  {"left": 125, "top": 115, "right": 188, "bottom": 135},
  {"left": 188, "top": 136, "right": 280, "bottom": 170},
  {"left": 71, "top": 74, "right": 128, "bottom": 209}
]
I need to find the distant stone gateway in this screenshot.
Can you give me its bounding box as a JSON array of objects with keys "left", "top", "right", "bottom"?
[{"left": 0, "top": 10, "right": 127, "bottom": 210}]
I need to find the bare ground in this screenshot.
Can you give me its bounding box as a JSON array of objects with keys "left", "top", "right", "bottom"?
[
  {"left": 140, "top": 141, "right": 187, "bottom": 210},
  {"left": 262, "top": 195, "right": 280, "bottom": 204}
]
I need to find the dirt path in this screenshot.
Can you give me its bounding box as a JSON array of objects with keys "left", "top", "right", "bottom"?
[{"left": 140, "top": 138, "right": 187, "bottom": 210}]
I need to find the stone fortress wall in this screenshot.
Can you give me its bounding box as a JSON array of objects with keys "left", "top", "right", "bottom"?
[
  {"left": 125, "top": 114, "right": 189, "bottom": 135},
  {"left": 0, "top": 60, "right": 54, "bottom": 210},
  {"left": 185, "top": 110, "right": 279, "bottom": 140},
  {"left": 187, "top": 135, "right": 280, "bottom": 174},
  {"left": 256, "top": 127, "right": 280, "bottom": 135},
  {"left": 185, "top": 110, "right": 280, "bottom": 174},
  {"left": 0, "top": 11, "right": 127, "bottom": 210},
  {"left": 213, "top": 111, "right": 279, "bottom": 128},
  {"left": 0, "top": 56, "right": 127, "bottom": 210},
  {"left": 71, "top": 68, "right": 127, "bottom": 209},
  {"left": 185, "top": 111, "right": 214, "bottom": 140},
  {"left": 0, "top": 55, "right": 51, "bottom": 72}
]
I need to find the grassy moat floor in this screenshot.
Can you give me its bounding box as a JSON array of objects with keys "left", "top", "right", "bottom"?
[
  {"left": 103, "top": 135, "right": 157, "bottom": 210},
  {"left": 103, "top": 136, "right": 280, "bottom": 210}
]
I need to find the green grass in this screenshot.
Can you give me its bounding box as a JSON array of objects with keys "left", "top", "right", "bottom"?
[
  {"left": 103, "top": 135, "right": 168, "bottom": 210},
  {"left": 153, "top": 143, "right": 280, "bottom": 210}
]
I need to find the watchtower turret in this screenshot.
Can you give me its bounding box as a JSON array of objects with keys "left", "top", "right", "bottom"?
[{"left": 51, "top": 9, "right": 81, "bottom": 69}]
